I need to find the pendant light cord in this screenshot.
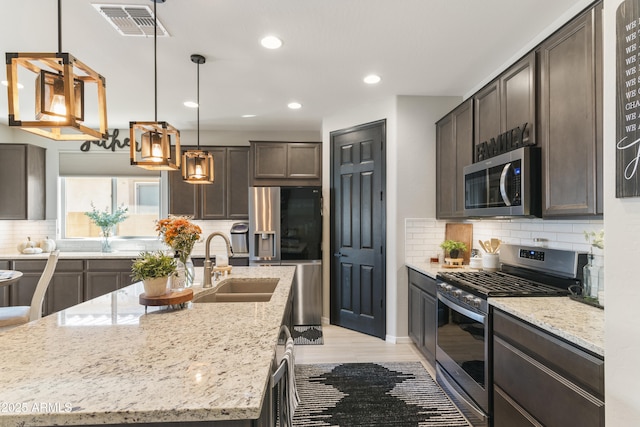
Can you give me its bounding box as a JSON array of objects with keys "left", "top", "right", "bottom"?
[
  {"left": 197, "top": 61, "right": 200, "bottom": 149},
  {"left": 153, "top": 0, "right": 158, "bottom": 122},
  {"left": 57, "top": 0, "right": 62, "bottom": 53}
]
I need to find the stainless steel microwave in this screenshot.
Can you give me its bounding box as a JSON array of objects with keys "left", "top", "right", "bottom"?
[{"left": 463, "top": 146, "right": 541, "bottom": 217}]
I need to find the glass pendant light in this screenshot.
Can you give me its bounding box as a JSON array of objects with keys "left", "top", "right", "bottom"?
[
  {"left": 182, "top": 54, "right": 214, "bottom": 184},
  {"left": 5, "top": 0, "right": 107, "bottom": 141},
  {"left": 129, "top": 0, "right": 181, "bottom": 171}
]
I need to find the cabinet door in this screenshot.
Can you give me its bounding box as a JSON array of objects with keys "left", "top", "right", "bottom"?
[
  {"left": 253, "top": 142, "right": 288, "bottom": 179},
  {"left": 474, "top": 80, "right": 501, "bottom": 155},
  {"left": 408, "top": 283, "right": 423, "bottom": 346},
  {"left": 0, "top": 144, "right": 46, "bottom": 220},
  {"left": 501, "top": 52, "right": 536, "bottom": 145},
  {"left": 539, "top": 4, "right": 602, "bottom": 216},
  {"left": 436, "top": 113, "right": 456, "bottom": 218},
  {"left": 436, "top": 99, "right": 473, "bottom": 218},
  {"left": 168, "top": 147, "right": 198, "bottom": 217},
  {"left": 288, "top": 143, "right": 321, "bottom": 179},
  {"left": 11, "top": 259, "right": 47, "bottom": 306},
  {"left": 85, "top": 272, "right": 121, "bottom": 300},
  {"left": 45, "top": 272, "right": 83, "bottom": 315},
  {"left": 227, "top": 147, "right": 249, "bottom": 219},
  {"left": 421, "top": 291, "right": 436, "bottom": 367},
  {"left": 0, "top": 260, "right": 10, "bottom": 307},
  {"left": 201, "top": 147, "right": 228, "bottom": 220}
]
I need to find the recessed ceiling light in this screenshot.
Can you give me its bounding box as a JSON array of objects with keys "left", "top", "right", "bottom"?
[
  {"left": 184, "top": 101, "right": 198, "bottom": 108},
  {"left": 242, "top": 114, "right": 256, "bottom": 118},
  {"left": 261, "top": 35, "right": 283, "bottom": 49},
  {"left": 364, "top": 74, "right": 381, "bottom": 84},
  {"left": 1, "top": 80, "right": 24, "bottom": 89},
  {"left": 287, "top": 102, "right": 302, "bottom": 110}
]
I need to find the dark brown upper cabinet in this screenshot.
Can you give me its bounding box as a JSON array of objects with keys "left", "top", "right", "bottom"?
[
  {"left": 168, "top": 146, "right": 249, "bottom": 220},
  {"left": 538, "top": 2, "right": 603, "bottom": 217},
  {"left": 0, "top": 144, "right": 46, "bottom": 220},
  {"left": 436, "top": 99, "right": 473, "bottom": 219},
  {"left": 250, "top": 141, "right": 321, "bottom": 186},
  {"left": 474, "top": 52, "right": 536, "bottom": 161}
]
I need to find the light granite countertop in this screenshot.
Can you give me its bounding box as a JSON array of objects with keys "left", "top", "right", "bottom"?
[
  {"left": 0, "top": 265, "right": 296, "bottom": 426},
  {"left": 406, "top": 261, "right": 604, "bottom": 357}
]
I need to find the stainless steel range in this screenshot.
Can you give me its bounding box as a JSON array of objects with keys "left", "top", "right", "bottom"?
[{"left": 435, "top": 244, "right": 588, "bottom": 427}]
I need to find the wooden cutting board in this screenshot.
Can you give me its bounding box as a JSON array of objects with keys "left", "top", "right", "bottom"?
[{"left": 445, "top": 223, "right": 473, "bottom": 265}]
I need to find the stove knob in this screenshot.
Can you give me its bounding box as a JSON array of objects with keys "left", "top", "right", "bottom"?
[
  {"left": 453, "top": 290, "right": 462, "bottom": 298},
  {"left": 472, "top": 298, "right": 482, "bottom": 308}
]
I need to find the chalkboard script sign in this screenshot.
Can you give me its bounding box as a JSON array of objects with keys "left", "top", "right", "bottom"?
[{"left": 617, "top": 0, "right": 640, "bottom": 197}]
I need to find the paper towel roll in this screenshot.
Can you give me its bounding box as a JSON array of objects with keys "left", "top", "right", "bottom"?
[{"left": 216, "top": 254, "right": 228, "bottom": 267}]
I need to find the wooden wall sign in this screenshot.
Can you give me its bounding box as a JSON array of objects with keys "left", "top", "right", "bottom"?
[
  {"left": 617, "top": 0, "right": 640, "bottom": 197},
  {"left": 80, "top": 129, "right": 134, "bottom": 152}
]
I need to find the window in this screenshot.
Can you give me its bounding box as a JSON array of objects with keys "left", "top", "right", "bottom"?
[{"left": 61, "top": 177, "right": 160, "bottom": 238}]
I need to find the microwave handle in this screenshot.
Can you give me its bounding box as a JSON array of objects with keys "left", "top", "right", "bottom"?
[{"left": 499, "top": 163, "right": 512, "bottom": 206}]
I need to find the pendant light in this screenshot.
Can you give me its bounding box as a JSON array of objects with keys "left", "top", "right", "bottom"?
[
  {"left": 129, "top": 0, "right": 181, "bottom": 171},
  {"left": 5, "top": 0, "right": 108, "bottom": 141},
  {"left": 182, "top": 54, "right": 214, "bottom": 184}
]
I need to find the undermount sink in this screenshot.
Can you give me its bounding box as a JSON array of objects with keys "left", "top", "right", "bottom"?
[{"left": 193, "top": 278, "right": 279, "bottom": 303}]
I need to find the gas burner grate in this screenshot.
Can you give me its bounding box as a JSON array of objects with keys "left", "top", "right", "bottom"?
[{"left": 437, "top": 271, "right": 569, "bottom": 297}]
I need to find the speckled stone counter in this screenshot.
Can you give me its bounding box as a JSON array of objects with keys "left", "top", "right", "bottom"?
[
  {"left": 490, "top": 297, "right": 604, "bottom": 357},
  {"left": 0, "top": 265, "right": 296, "bottom": 426},
  {"left": 406, "top": 261, "right": 476, "bottom": 279}
]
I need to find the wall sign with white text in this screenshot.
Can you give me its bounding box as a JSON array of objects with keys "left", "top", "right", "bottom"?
[{"left": 617, "top": 0, "right": 640, "bottom": 197}]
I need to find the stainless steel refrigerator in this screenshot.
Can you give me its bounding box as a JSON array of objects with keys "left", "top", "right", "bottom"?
[{"left": 248, "top": 186, "right": 322, "bottom": 325}]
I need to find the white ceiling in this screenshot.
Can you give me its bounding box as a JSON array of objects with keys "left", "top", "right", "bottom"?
[{"left": 0, "top": 0, "right": 590, "bottom": 134}]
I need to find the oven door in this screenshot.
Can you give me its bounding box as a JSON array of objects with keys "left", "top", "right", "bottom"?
[{"left": 436, "top": 292, "right": 489, "bottom": 423}]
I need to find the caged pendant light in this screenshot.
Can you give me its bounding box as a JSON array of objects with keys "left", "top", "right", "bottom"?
[
  {"left": 129, "top": 0, "right": 181, "bottom": 171},
  {"left": 5, "top": 0, "right": 108, "bottom": 141},
  {"left": 182, "top": 54, "right": 214, "bottom": 184}
]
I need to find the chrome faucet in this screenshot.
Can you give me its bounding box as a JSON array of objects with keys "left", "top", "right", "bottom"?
[{"left": 203, "top": 232, "right": 234, "bottom": 288}]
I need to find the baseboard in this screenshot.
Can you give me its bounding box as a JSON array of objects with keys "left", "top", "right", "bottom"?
[{"left": 385, "top": 334, "right": 412, "bottom": 344}]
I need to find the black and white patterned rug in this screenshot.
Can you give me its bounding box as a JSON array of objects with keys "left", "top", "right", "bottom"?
[
  {"left": 293, "top": 362, "right": 470, "bottom": 426},
  {"left": 292, "top": 325, "right": 324, "bottom": 345}
]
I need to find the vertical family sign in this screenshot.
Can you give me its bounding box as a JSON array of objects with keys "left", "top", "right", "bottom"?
[{"left": 617, "top": 0, "right": 640, "bottom": 197}]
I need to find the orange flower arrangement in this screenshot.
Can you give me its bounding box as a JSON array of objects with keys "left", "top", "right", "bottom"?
[{"left": 155, "top": 216, "right": 202, "bottom": 259}]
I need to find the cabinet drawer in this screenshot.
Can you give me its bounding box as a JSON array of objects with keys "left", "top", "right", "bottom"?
[
  {"left": 493, "top": 309, "right": 603, "bottom": 398},
  {"left": 86, "top": 259, "right": 134, "bottom": 271},
  {"left": 494, "top": 336, "right": 604, "bottom": 427},
  {"left": 493, "top": 385, "right": 542, "bottom": 427},
  {"left": 408, "top": 268, "right": 436, "bottom": 297}
]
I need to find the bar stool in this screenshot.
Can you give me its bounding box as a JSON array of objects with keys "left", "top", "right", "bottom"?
[{"left": 271, "top": 324, "right": 299, "bottom": 426}]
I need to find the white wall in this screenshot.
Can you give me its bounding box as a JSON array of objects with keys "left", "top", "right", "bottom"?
[
  {"left": 604, "top": 1, "right": 640, "bottom": 424},
  {"left": 321, "top": 95, "right": 460, "bottom": 342}
]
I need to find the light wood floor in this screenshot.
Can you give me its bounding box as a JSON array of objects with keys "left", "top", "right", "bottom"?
[{"left": 294, "top": 324, "right": 434, "bottom": 377}]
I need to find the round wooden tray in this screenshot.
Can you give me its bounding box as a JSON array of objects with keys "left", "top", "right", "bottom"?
[{"left": 139, "top": 288, "right": 194, "bottom": 308}]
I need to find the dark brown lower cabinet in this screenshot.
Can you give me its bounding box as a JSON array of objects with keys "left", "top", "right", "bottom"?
[
  {"left": 46, "top": 260, "right": 84, "bottom": 314},
  {"left": 492, "top": 309, "right": 604, "bottom": 427},
  {"left": 408, "top": 268, "right": 437, "bottom": 368},
  {"left": 85, "top": 259, "right": 135, "bottom": 300}
]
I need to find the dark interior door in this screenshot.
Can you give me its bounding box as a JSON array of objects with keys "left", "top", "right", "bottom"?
[{"left": 330, "top": 120, "right": 386, "bottom": 339}]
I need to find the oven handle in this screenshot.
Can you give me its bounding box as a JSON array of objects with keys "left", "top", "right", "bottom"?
[
  {"left": 499, "top": 163, "right": 512, "bottom": 206},
  {"left": 437, "top": 292, "right": 486, "bottom": 324}
]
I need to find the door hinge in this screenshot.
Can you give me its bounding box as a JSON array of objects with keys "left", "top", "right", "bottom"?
[
  {"left": 380, "top": 246, "right": 383, "bottom": 254},
  {"left": 380, "top": 191, "right": 383, "bottom": 201}
]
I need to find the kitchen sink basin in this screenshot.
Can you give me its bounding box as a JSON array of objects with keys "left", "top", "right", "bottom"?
[{"left": 192, "top": 278, "right": 279, "bottom": 303}]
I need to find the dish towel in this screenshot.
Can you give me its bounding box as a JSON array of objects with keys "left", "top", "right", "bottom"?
[{"left": 282, "top": 337, "right": 300, "bottom": 425}]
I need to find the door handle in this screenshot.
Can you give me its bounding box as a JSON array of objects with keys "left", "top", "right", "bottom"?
[{"left": 333, "top": 252, "right": 348, "bottom": 258}]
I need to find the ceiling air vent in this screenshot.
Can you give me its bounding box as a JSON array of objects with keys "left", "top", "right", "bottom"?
[{"left": 92, "top": 4, "right": 170, "bottom": 37}]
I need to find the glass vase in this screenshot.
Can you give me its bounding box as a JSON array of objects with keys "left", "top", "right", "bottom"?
[
  {"left": 100, "top": 227, "right": 112, "bottom": 253},
  {"left": 582, "top": 254, "right": 600, "bottom": 301},
  {"left": 171, "top": 253, "right": 194, "bottom": 291}
]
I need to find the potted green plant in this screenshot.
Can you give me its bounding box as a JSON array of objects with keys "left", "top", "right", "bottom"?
[
  {"left": 131, "top": 251, "right": 177, "bottom": 297},
  {"left": 440, "top": 239, "right": 468, "bottom": 259},
  {"left": 85, "top": 202, "right": 129, "bottom": 252}
]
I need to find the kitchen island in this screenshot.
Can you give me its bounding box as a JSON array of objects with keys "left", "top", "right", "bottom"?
[{"left": 0, "top": 265, "right": 296, "bottom": 426}]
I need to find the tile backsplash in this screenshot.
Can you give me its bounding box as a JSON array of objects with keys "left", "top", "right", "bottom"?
[{"left": 405, "top": 217, "right": 605, "bottom": 265}]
